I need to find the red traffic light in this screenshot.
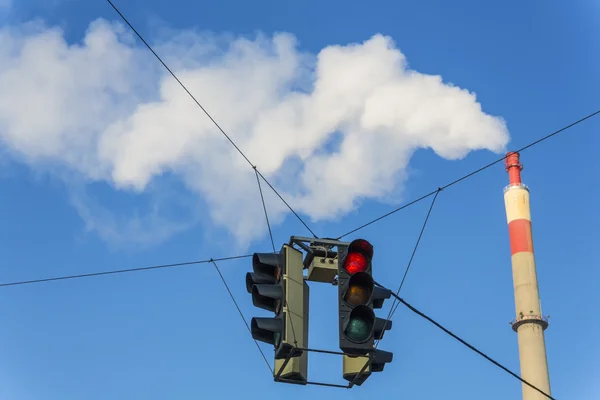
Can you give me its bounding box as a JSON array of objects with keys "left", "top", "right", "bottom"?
[
  {"left": 343, "top": 239, "right": 373, "bottom": 274},
  {"left": 343, "top": 252, "right": 369, "bottom": 274}
]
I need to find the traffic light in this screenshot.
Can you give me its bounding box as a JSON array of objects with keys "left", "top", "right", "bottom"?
[
  {"left": 337, "top": 238, "right": 393, "bottom": 385},
  {"left": 246, "top": 244, "right": 309, "bottom": 383}
]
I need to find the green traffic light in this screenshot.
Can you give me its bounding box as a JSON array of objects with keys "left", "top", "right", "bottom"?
[
  {"left": 345, "top": 318, "right": 371, "bottom": 342},
  {"left": 344, "top": 305, "right": 375, "bottom": 343}
]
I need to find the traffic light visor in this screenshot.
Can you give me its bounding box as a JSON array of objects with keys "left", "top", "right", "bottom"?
[
  {"left": 252, "top": 284, "right": 283, "bottom": 312},
  {"left": 251, "top": 317, "right": 282, "bottom": 346},
  {"left": 344, "top": 305, "right": 375, "bottom": 343},
  {"left": 252, "top": 253, "right": 281, "bottom": 281},
  {"left": 343, "top": 272, "right": 374, "bottom": 306},
  {"left": 348, "top": 239, "right": 374, "bottom": 260},
  {"left": 246, "top": 272, "right": 277, "bottom": 294}
]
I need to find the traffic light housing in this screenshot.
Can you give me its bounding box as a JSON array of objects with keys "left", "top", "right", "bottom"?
[
  {"left": 247, "top": 244, "right": 309, "bottom": 383},
  {"left": 337, "top": 239, "right": 393, "bottom": 385}
]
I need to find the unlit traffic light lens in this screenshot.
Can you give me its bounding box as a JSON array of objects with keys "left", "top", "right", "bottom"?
[
  {"left": 345, "top": 285, "right": 369, "bottom": 306},
  {"left": 344, "top": 306, "right": 375, "bottom": 343},
  {"left": 344, "top": 272, "right": 374, "bottom": 306}
]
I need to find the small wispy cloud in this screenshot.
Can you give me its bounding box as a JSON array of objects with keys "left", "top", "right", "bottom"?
[
  {"left": 67, "top": 181, "right": 202, "bottom": 251},
  {"left": 0, "top": 18, "right": 510, "bottom": 247}
]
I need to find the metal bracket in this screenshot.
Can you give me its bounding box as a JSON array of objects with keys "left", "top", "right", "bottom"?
[
  {"left": 273, "top": 346, "right": 370, "bottom": 389},
  {"left": 289, "top": 236, "right": 351, "bottom": 249},
  {"left": 289, "top": 236, "right": 350, "bottom": 283}
]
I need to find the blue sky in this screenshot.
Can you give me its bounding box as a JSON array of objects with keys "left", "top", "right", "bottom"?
[{"left": 1, "top": 1, "right": 599, "bottom": 399}]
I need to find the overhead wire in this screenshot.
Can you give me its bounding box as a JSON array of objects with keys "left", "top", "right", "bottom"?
[
  {"left": 375, "top": 188, "right": 440, "bottom": 348},
  {"left": 375, "top": 283, "right": 556, "bottom": 400},
  {"left": 212, "top": 259, "right": 274, "bottom": 374},
  {"left": 255, "top": 168, "right": 276, "bottom": 254},
  {"left": 104, "top": 0, "right": 318, "bottom": 239},
  {"left": 337, "top": 108, "right": 600, "bottom": 239},
  {"left": 254, "top": 168, "right": 299, "bottom": 346},
  {"left": 0, "top": 254, "right": 253, "bottom": 288}
]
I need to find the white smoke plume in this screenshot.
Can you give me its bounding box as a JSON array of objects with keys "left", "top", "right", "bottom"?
[{"left": 0, "top": 19, "right": 510, "bottom": 247}]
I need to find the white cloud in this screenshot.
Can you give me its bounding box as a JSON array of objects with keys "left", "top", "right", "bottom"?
[{"left": 0, "top": 18, "right": 510, "bottom": 246}]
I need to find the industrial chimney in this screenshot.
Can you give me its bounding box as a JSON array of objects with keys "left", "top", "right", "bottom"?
[{"left": 503, "top": 151, "right": 551, "bottom": 400}]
